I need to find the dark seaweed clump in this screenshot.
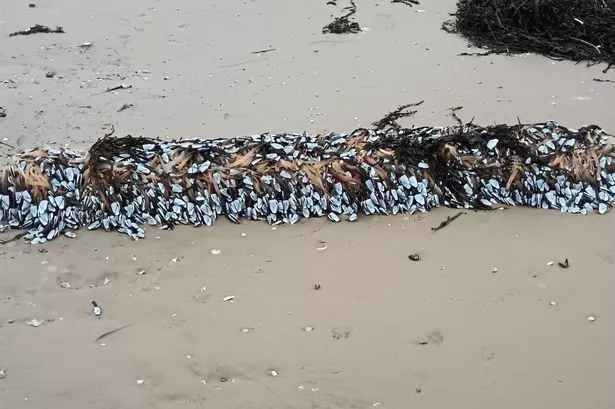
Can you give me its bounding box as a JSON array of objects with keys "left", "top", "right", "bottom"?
[
  {"left": 443, "top": 0, "right": 615, "bottom": 72},
  {"left": 323, "top": 0, "right": 362, "bottom": 34}
]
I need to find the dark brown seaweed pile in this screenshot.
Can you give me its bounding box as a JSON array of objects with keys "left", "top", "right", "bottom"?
[{"left": 443, "top": 0, "right": 615, "bottom": 72}]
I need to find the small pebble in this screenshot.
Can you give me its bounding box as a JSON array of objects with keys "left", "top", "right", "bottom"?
[{"left": 587, "top": 315, "right": 596, "bottom": 322}]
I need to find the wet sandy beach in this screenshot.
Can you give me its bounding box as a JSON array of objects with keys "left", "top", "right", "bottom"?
[{"left": 1, "top": 1, "right": 615, "bottom": 408}]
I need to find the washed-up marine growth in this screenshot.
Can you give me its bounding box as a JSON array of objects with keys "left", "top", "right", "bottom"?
[
  {"left": 0, "top": 121, "right": 614, "bottom": 243},
  {"left": 444, "top": 0, "right": 615, "bottom": 72}
]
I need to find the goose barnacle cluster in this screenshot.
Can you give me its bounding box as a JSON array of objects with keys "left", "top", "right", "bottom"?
[{"left": 0, "top": 121, "right": 613, "bottom": 243}]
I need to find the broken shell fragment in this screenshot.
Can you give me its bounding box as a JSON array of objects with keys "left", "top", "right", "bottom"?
[
  {"left": 26, "top": 319, "right": 43, "bottom": 327},
  {"left": 91, "top": 301, "right": 102, "bottom": 317}
]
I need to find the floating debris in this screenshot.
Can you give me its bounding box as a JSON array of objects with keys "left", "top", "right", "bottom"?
[
  {"left": 550, "top": 301, "right": 557, "bottom": 306},
  {"left": 316, "top": 242, "right": 328, "bottom": 251},
  {"left": 9, "top": 24, "right": 65, "bottom": 37},
  {"left": 0, "top": 107, "right": 6, "bottom": 118},
  {"left": 547, "top": 261, "right": 555, "bottom": 266},
  {"left": 491, "top": 266, "right": 498, "bottom": 273},
  {"left": 1, "top": 112, "right": 615, "bottom": 244},
  {"left": 211, "top": 249, "right": 222, "bottom": 255},
  {"left": 558, "top": 258, "right": 570, "bottom": 269},
  {"left": 268, "top": 369, "right": 279, "bottom": 377},
  {"left": 223, "top": 296, "right": 235, "bottom": 302},
  {"left": 314, "top": 283, "right": 322, "bottom": 290},
  {"left": 587, "top": 315, "right": 596, "bottom": 322},
  {"left": 443, "top": 0, "right": 615, "bottom": 72},
  {"left": 594, "top": 78, "right": 615, "bottom": 84},
  {"left": 323, "top": 0, "right": 361, "bottom": 34},
  {"left": 0, "top": 369, "right": 5, "bottom": 380}
]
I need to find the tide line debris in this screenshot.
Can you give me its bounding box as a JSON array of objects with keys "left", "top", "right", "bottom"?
[
  {"left": 392, "top": 0, "right": 420, "bottom": 6},
  {"left": 1, "top": 106, "right": 615, "bottom": 244},
  {"left": 443, "top": 0, "right": 615, "bottom": 72},
  {"left": 94, "top": 322, "right": 135, "bottom": 343},
  {"left": 9, "top": 24, "right": 64, "bottom": 37},
  {"left": 431, "top": 211, "right": 464, "bottom": 232},
  {"left": 323, "top": 0, "right": 361, "bottom": 34}
]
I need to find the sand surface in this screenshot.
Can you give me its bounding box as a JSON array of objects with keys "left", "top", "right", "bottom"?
[{"left": 1, "top": 0, "right": 615, "bottom": 408}]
